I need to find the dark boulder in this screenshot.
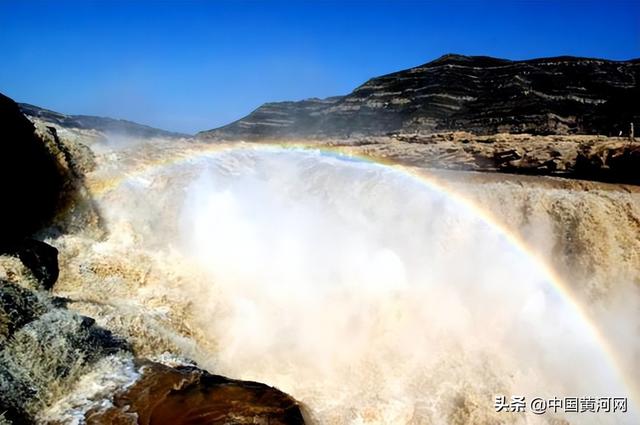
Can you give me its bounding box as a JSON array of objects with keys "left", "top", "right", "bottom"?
[
  {"left": 585, "top": 87, "right": 640, "bottom": 137},
  {"left": 0, "top": 280, "right": 50, "bottom": 345},
  {"left": 0, "top": 93, "right": 63, "bottom": 251},
  {"left": 15, "top": 240, "right": 59, "bottom": 291},
  {"left": 603, "top": 145, "right": 640, "bottom": 183},
  {"left": 86, "top": 360, "right": 306, "bottom": 425}
]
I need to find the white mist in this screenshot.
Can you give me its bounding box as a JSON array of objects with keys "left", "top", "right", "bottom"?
[{"left": 172, "top": 148, "right": 632, "bottom": 424}]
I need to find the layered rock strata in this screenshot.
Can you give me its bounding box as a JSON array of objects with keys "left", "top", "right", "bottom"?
[{"left": 199, "top": 54, "right": 639, "bottom": 139}]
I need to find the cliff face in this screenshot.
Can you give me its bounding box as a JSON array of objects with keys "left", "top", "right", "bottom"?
[
  {"left": 0, "top": 94, "right": 63, "bottom": 250},
  {"left": 199, "top": 54, "right": 640, "bottom": 139}
]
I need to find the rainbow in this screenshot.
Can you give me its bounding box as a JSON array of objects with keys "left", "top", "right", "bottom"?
[{"left": 88, "top": 140, "right": 639, "bottom": 413}]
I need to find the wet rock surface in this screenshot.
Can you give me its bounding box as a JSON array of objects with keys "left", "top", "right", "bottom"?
[
  {"left": 15, "top": 240, "right": 59, "bottom": 291},
  {"left": 199, "top": 54, "right": 639, "bottom": 140},
  {"left": 0, "top": 281, "right": 50, "bottom": 345},
  {"left": 0, "top": 279, "right": 129, "bottom": 424},
  {"left": 0, "top": 274, "right": 305, "bottom": 425},
  {"left": 86, "top": 361, "right": 305, "bottom": 425}
]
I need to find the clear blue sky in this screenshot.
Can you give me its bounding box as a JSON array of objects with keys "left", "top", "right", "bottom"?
[{"left": 1, "top": 1, "right": 638, "bottom": 134}]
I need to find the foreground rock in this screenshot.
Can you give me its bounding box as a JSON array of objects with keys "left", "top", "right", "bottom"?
[
  {"left": 86, "top": 361, "right": 304, "bottom": 425},
  {"left": 0, "top": 279, "right": 130, "bottom": 423},
  {"left": 0, "top": 94, "right": 63, "bottom": 251},
  {"left": 15, "top": 240, "right": 59, "bottom": 291},
  {"left": 199, "top": 54, "right": 639, "bottom": 140},
  {"left": 0, "top": 92, "right": 101, "bottom": 251},
  {"left": 0, "top": 277, "right": 305, "bottom": 425}
]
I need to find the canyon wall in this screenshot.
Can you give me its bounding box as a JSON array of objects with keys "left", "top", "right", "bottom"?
[{"left": 199, "top": 55, "right": 639, "bottom": 140}]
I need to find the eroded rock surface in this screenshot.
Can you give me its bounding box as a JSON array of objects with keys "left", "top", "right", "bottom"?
[
  {"left": 315, "top": 132, "right": 640, "bottom": 184},
  {"left": 86, "top": 361, "right": 305, "bottom": 425},
  {"left": 0, "top": 279, "right": 129, "bottom": 423}
]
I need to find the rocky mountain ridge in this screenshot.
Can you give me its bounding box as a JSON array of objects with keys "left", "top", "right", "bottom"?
[
  {"left": 198, "top": 54, "right": 640, "bottom": 139},
  {"left": 19, "top": 103, "right": 189, "bottom": 139}
]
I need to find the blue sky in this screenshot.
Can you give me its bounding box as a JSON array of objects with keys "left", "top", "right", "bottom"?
[{"left": 1, "top": 1, "right": 638, "bottom": 134}]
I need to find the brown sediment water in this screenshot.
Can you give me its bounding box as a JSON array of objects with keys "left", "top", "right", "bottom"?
[{"left": 41, "top": 137, "right": 640, "bottom": 424}]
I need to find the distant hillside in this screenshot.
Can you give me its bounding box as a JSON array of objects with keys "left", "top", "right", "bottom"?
[
  {"left": 19, "top": 103, "right": 189, "bottom": 139},
  {"left": 198, "top": 54, "right": 640, "bottom": 140}
]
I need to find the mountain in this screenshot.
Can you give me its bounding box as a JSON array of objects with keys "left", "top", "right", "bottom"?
[
  {"left": 19, "top": 103, "right": 189, "bottom": 139},
  {"left": 198, "top": 54, "right": 640, "bottom": 140}
]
